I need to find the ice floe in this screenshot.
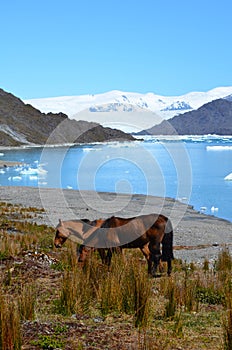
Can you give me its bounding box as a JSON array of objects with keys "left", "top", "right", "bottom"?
[
  {"left": 29, "top": 175, "right": 38, "bottom": 181},
  {"left": 224, "top": 173, "right": 232, "bottom": 181},
  {"left": 206, "top": 145, "right": 232, "bottom": 151},
  {"left": 200, "top": 206, "right": 207, "bottom": 213},
  {"left": 211, "top": 206, "right": 219, "bottom": 213},
  {"left": 8, "top": 176, "right": 22, "bottom": 181},
  {"left": 20, "top": 166, "right": 47, "bottom": 175}
]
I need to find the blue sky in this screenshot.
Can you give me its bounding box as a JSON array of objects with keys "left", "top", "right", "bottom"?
[{"left": 1, "top": 0, "right": 232, "bottom": 99}]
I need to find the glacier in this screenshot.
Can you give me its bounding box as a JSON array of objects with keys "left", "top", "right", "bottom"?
[{"left": 24, "top": 86, "right": 232, "bottom": 133}]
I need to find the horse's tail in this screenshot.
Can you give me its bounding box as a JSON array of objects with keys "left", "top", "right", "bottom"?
[{"left": 161, "top": 218, "right": 174, "bottom": 262}]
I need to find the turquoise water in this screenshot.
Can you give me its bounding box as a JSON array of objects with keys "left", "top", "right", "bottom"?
[{"left": 0, "top": 135, "right": 232, "bottom": 222}]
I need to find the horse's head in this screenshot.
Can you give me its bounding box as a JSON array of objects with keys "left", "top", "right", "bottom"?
[{"left": 54, "top": 219, "right": 71, "bottom": 248}]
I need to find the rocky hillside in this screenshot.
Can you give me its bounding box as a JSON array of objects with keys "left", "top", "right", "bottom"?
[
  {"left": 138, "top": 98, "right": 232, "bottom": 135},
  {"left": 0, "top": 88, "right": 135, "bottom": 146}
]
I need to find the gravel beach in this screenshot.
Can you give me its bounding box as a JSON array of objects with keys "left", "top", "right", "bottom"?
[
  {"left": 0, "top": 160, "right": 23, "bottom": 167},
  {"left": 0, "top": 186, "right": 231, "bottom": 264}
]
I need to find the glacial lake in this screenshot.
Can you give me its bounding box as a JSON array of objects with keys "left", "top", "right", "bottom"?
[{"left": 0, "top": 135, "right": 232, "bottom": 222}]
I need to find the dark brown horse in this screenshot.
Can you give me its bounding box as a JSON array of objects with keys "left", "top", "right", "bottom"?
[{"left": 54, "top": 214, "right": 174, "bottom": 276}]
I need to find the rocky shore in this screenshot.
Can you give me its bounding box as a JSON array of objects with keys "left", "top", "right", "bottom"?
[
  {"left": 0, "top": 160, "right": 23, "bottom": 167},
  {"left": 0, "top": 186, "right": 231, "bottom": 264}
]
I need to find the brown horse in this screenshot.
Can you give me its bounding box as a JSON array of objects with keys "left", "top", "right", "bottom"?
[
  {"left": 54, "top": 214, "right": 174, "bottom": 276},
  {"left": 54, "top": 217, "right": 113, "bottom": 263},
  {"left": 54, "top": 218, "right": 155, "bottom": 273}
]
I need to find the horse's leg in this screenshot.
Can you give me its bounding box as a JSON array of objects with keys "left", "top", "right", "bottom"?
[
  {"left": 148, "top": 241, "right": 162, "bottom": 277},
  {"left": 167, "top": 259, "right": 172, "bottom": 276},
  {"left": 106, "top": 248, "right": 113, "bottom": 266},
  {"left": 98, "top": 248, "right": 107, "bottom": 264},
  {"left": 77, "top": 245, "right": 92, "bottom": 267},
  {"left": 98, "top": 248, "right": 113, "bottom": 266},
  {"left": 161, "top": 228, "right": 174, "bottom": 276},
  {"left": 140, "top": 245, "right": 152, "bottom": 275},
  {"left": 77, "top": 244, "right": 85, "bottom": 263},
  {"left": 106, "top": 247, "right": 123, "bottom": 266}
]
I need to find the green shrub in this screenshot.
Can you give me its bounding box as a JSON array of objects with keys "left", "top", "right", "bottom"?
[
  {"left": 196, "top": 287, "right": 224, "bottom": 305},
  {"left": 31, "top": 334, "right": 64, "bottom": 349}
]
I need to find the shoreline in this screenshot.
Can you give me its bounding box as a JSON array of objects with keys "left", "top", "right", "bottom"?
[
  {"left": 0, "top": 160, "right": 23, "bottom": 168},
  {"left": 0, "top": 139, "right": 138, "bottom": 151},
  {"left": 0, "top": 186, "right": 232, "bottom": 263}
]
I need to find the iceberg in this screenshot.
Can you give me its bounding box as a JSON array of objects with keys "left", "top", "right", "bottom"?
[
  {"left": 206, "top": 146, "right": 232, "bottom": 151},
  {"left": 20, "top": 166, "right": 47, "bottom": 176},
  {"left": 29, "top": 175, "right": 38, "bottom": 181},
  {"left": 20, "top": 167, "right": 39, "bottom": 175},
  {"left": 224, "top": 173, "right": 232, "bottom": 181},
  {"left": 211, "top": 206, "right": 218, "bottom": 212},
  {"left": 8, "top": 176, "right": 22, "bottom": 181}
]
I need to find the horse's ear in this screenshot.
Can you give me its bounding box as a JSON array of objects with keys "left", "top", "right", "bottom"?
[{"left": 59, "top": 219, "right": 63, "bottom": 225}]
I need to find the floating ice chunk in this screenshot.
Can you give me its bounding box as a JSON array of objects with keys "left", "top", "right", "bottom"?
[
  {"left": 224, "top": 173, "right": 232, "bottom": 181},
  {"left": 20, "top": 167, "right": 39, "bottom": 175},
  {"left": 12, "top": 176, "right": 22, "bottom": 181},
  {"left": 0, "top": 153, "right": 4, "bottom": 156},
  {"left": 211, "top": 206, "right": 218, "bottom": 212},
  {"left": 206, "top": 146, "right": 232, "bottom": 151},
  {"left": 200, "top": 206, "right": 207, "bottom": 213},
  {"left": 14, "top": 166, "right": 23, "bottom": 172},
  {"left": 67, "top": 185, "right": 73, "bottom": 189},
  {"left": 29, "top": 175, "right": 38, "bottom": 181},
  {"left": 20, "top": 166, "right": 47, "bottom": 176},
  {"left": 0, "top": 169, "right": 5, "bottom": 174},
  {"left": 37, "top": 166, "right": 48, "bottom": 175}
]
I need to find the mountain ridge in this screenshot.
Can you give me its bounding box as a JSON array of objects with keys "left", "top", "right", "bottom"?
[
  {"left": 138, "top": 98, "right": 232, "bottom": 135},
  {"left": 24, "top": 86, "right": 232, "bottom": 132},
  {"left": 0, "top": 88, "right": 135, "bottom": 146},
  {"left": 25, "top": 86, "right": 232, "bottom": 115}
]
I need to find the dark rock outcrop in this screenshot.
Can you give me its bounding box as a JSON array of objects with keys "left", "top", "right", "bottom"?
[
  {"left": 138, "top": 99, "right": 232, "bottom": 135},
  {"left": 0, "top": 88, "right": 135, "bottom": 146}
]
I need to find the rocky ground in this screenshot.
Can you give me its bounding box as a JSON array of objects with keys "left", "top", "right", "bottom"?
[{"left": 0, "top": 186, "right": 231, "bottom": 265}]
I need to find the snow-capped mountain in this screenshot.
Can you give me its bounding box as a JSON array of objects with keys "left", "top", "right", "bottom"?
[
  {"left": 225, "top": 94, "right": 232, "bottom": 102},
  {"left": 161, "top": 101, "right": 193, "bottom": 111},
  {"left": 25, "top": 86, "right": 232, "bottom": 133}
]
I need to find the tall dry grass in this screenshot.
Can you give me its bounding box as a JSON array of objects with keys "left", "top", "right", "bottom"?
[
  {"left": 56, "top": 251, "right": 154, "bottom": 328},
  {"left": 0, "top": 292, "right": 21, "bottom": 350},
  {"left": 1, "top": 201, "right": 232, "bottom": 350},
  {"left": 17, "top": 283, "right": 37, "bottom": 321}
]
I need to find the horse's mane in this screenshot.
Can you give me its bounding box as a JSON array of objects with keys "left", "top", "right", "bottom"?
[{"left": 81, "top": 219, "right": 90, "bottom": 223}]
